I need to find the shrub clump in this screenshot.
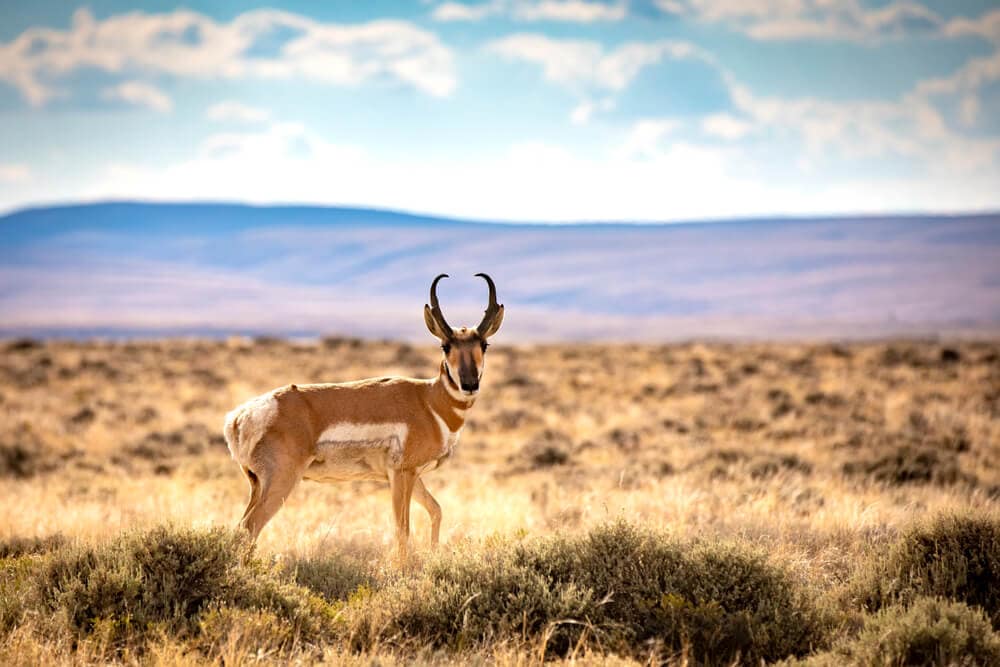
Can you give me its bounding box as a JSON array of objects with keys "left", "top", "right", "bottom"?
[
  {"left": 842, "top": 446, "right": 970, "bottom": 487},
  {"left": 0, "top": 533, "right": 66, "bottom": 559},
  {"left": 510, "top": 429, "right": 574, "bottom": 471},
  {"left": 850, "top": 514, "right": 1000, "bottom": 626},
  {"left": 13, "top": 525, "right": 338, "bottom": 657},
  {"left": 804, "top": 597, "right": 1000, "bottom": 666},
  {"left": 351, "top": 521, "right": 826, "bottom": 664},
  {"left": 0, "top": 442, "right": 57, "bottom": 479},
  {"left": 287, "top": 551, "right": 375, "bottom": 603}
]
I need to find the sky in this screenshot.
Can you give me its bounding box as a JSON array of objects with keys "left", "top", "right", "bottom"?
[{"left": 1, "top": 0, "right": 999, "bottom": 222}]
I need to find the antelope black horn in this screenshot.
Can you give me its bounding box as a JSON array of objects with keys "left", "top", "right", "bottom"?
[
  {"left": 428, "top": 273, "right": 453, "bottom": 337},
  {"left": 475, "top": 272, "right": 501, "bottom": 333}
]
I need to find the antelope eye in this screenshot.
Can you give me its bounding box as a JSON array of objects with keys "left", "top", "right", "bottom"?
[
  {"left": 442, "top": 343, "right": 451, "bottom": 354},
  {"left": 480, "top": 341, "right": 489, "bottom": 352}
]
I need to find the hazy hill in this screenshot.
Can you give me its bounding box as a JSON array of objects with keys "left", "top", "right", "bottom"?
[{"left": 1, "top": 202, "right": 998, "bottom": 340}]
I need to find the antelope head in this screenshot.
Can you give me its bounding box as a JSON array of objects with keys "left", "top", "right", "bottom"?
[{"left": 424, "top": 273, "right": 504, "bottom": 396}]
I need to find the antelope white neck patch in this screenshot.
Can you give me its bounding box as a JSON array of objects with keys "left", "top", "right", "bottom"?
[{"left": 431, "top": 411, "right": 462, "bottom": 458}]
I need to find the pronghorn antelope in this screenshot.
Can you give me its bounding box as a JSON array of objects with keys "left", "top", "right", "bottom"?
[{"left": 223, "top": 273, "right": 503, "bottom": 556}]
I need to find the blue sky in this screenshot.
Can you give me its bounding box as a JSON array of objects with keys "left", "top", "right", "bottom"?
[{"left": 1, "top": 0, "right": 999, "bottom": 221}]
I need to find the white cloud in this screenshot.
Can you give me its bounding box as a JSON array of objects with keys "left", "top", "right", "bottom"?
[
  {"left": 913, "top": 50, "right": 1000, "bottom": 100},
  {"left": 487, "top": 35, "right": 604, "bottom": 90},
  {"left": 486, "top": 34, "right": 708, "bottom": 93},
  {"left": 483, "top": 26, "right": 1000, "bottom": 177},
  {"left": 701, "top": 113, "right": 753, "bottom": 140},
  {"left": 926, "top": 11, "right": 1000, "bottom": 123},
  {"left": 2, "top": 106, "right": 998, "bottom": 222},
  {"left": 674, "top": 7, "right": 1000, "bottom": 164},
  {"left": 485, "top": 6, "right": 1000, "bottom": 145},
  {"left": 539, "top": 18, "right": 1000, "bottom": 179},
  {"left": 516, "top": 1, "right": 626, "bottom": 22},
  {"left": 710, "top": 13, "right": 1000, "bottom": 174},
  {"left": 618, "top": 119, "right": 682, "bottom": 158},
  {"left": 62, "top": 119, "right": 745, "bottom": 219},
  {"left": 944, "top": 8, "right": 1000, "bottom": 44},
  {"left": 0, "top": 164, "right": 32, "bottom": 183},
  {"left": 71, "top": 117, "right": 999, "bottom": 223},
  {"left": 100, "top": 81, "right": 173, "bottom": 112},
  {"left": 77, "top": 130, "right": 782, "bottom": 221},
  {"left": 569, "top": 97, "right": 615, "bottom": 124},
  {"left": 487, "top": 34, "right": 713, "bottom": 124},
  {"left": 0, "top": 7, "right": 456, "bottom": 106},
  {"left": 433, "top": 1, "right": 500, "bottom": 21},
  {"left": 537, "top": 26, "right": 1000, "bottom": 191},
  {"left": 196, "top": 122, "right": 365, "bottom": 166},
  {"left": 570, "top": 101, "right": 594, "bottom": 125},
  {"left": 206, "top": 101, "right": 270, "bottom": 123},
  {"left": 725, "top": 78, "right": 1000, "bottom": 172},
  {"left": 657, "top": 0, "right": 943, "bottom": 42},
  {"left": 432, "top": 0, "right": 625, "bottom": 23}
]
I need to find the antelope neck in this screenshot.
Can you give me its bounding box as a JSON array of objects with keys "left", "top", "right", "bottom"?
[{"left": 431, "top": 361, "right": 474, "bottom": 431}]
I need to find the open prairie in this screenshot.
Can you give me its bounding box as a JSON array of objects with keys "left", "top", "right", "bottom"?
[{"left": 2, "top": 336, "right": 1000, "bottom": 665}]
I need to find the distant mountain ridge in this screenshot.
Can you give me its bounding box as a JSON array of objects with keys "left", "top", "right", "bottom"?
[{"left": 2, "top": 202, "right": 999, "bottom": 341}]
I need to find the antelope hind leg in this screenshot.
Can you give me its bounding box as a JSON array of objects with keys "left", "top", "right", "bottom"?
[
  {"left": 241, "top": 447, "right": 310, "bottom": 543},
  {"left": 412, "top": 476, "right": 442, "bottom": 546}
]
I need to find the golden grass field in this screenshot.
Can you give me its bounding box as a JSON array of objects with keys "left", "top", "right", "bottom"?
[{"left": 2, "top": 336, "right": 999, "bottom": 665}]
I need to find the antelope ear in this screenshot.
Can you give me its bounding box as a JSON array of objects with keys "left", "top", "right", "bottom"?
[
  {"left": 424, "top": 304, "right": 450, "bottom": 341},
  {"left": 479, "top": 304, "right": 504, "bottom": 339}
]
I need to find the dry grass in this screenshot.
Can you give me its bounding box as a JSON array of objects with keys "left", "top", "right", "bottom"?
[{"left": 1, "top": 337, "right": 998, "bottom": 664}]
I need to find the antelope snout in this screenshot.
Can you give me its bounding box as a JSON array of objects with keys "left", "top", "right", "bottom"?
[{"left": 460, "top": 380, "right": 479, "bottom": 394}]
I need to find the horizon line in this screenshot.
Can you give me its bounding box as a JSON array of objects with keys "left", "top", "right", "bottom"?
[{"left": 3, "top": 197, "right": 1000, "bottom": 229}]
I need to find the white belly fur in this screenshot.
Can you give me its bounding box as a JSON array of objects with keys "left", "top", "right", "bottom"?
[
  {"left": 304, "top": 422, "right": 407, "bottom": 482},
  {"left": 304, "top": 446, "right": 390, "bottom": 482}
]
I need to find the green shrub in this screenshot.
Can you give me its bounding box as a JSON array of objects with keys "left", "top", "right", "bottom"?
[
  {"left": 352, "top": 521, "right": 826, "bottom": 664},
  {"left": 809, "top": 597, "right": 1000, "bottom": 666},
  {"left": 287, "top": 551, "right": 374, "bottom": 603},
  {"left": 850, "top": 514, "right": 1000, "bottom": 625},
  {"left": 552, "top": 524, "right": 826, "bottom": 662},
  {"left": 18, "top": 525, "right": 338, "bottom": 657},
  {"left": 380, "top": 546, "right": 599, "bottom": 654}
]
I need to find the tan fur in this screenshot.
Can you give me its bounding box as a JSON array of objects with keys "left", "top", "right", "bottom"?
[{"left": 223, "top": 300, "right": 501, "bottom": 559}]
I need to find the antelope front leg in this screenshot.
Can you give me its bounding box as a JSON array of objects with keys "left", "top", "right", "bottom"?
[{"left": 389, "top": 468, "right": 417, "bottom": 562}]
